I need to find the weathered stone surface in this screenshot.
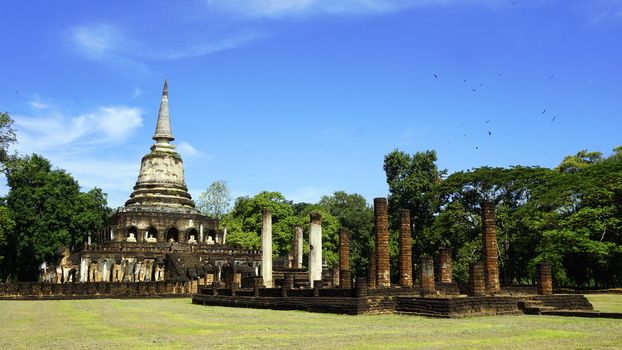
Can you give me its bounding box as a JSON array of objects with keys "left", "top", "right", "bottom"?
[
  {"left": 374, "top": 198, "right": 390, "bottom": 288},
  {"left": 261, "top": 208, "right": 273, "bottom": 288},
  {"left": 399, "top": 209, "right": 413, "bottom": 288},
  {"left": 368, "top": 250, "right": 377, "bottom": 289},
  {"left": 339, "top": 227, "right": 352, "bottom": 288},
  {"left": 309, "top": 212, "right": 322, "bottom": 287},
  {"left": 293, "top": 226, "right": 303, "bottom": 269},
  {"left": 419, "top": 256, "right": 435, "bottom": 293},
  {"left": 481, "top": 201, "right": 500, "bottom": 294},
  {"left": 439, "top": 248, "right": 453, "bottom": 283},
  {"left": 536, "top": 262, "right": 553, "bottom": 295},
  {"left": 469, "top": 261, "right": 486, "bottom": 296}
]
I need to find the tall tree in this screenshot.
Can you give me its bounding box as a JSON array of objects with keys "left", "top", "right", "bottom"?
[
  {"left": 383, "top": 149, "right": 446, "bottom": 253},
  {"left": 0, "top": 112, "right": 16, "bottom": 167},
  {"left": 197, "top": 180, "right": 233, "bottom": 219},
  {"left": 319, "top": 191, "right": 374, "bottom": 276},
  {"left": 3, "top": 154, "right": 110, "bottom": 281}
]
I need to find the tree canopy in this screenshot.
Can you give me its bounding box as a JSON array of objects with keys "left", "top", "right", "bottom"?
[
  {"left": 197, "top": 180, "right": 233, "bottom": 219},
  {"left": 1, "top": 154, "right": 111, "bottom": 281},
  {"left": 386, "top": 146, "right": 622, "bottom": 288}
]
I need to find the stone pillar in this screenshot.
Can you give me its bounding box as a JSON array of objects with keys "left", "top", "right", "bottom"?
[
  {"left": 261, "top": 208, "right": 273, "bottom": 288},
  {"left": 293, "top": 225, "right": 303, "bottom": 269},
  {"left": 199, "top": 224, "right": 204, "bottom": 243},
  {"left": 469, "top": 261, "right": 486, "bottom": 296},
  {"left": 536, "top": 262, "right": 553, "bottom": 295},
  {"left": 419, "top": 256, "right": 435, "bottom": 293},
  {"left": 374, "top": 198, "right": 390, "bottom": 288},
  {"left": 339, "top": 227, "right": 352, "bottom": 288},
  {"left": 399, "top": 209, "right": 413, "bottom": 288},
  {"left": 481, "top": 201, "right": 500, "bottom": 294},
  {"left": 439, "top": 248, "right": 453, "bottom": 283},
  {"left": 355, "top": 278, "right": 368, "bottom": 297},
  {"left": 368, "top": 250, "right": 377, "bottom": 289},
  {"left": 308, "top": 212, "right": 323, "bottom": 287}
]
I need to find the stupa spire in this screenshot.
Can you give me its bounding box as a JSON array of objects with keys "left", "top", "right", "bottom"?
[{"left": 153, "top": 79, "right": 174, "bottom": 143}]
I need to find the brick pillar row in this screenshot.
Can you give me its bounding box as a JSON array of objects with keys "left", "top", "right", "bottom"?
[
  {"left": 339, "top": 227, "right": 352, "bottom": 288},
  {"left": 439, "top": 248, "right": 453, "bottom": 283},
  {"left": 399, "top": 209, "right": 413, "bottom": 288},
  {"left": 374, "top": 198, "right": 391, "bottom": 288},
  {"left": 536, "top": 262, "right": 553, "bottom": 295},
  {"left": 481, "top": 201, "right": 500, "bottom": 294},
  {"left": 469, "top": 261, "right": 486, "bottom": 296},
  {"left": 419, "top": 256, "right": 435, "bottom": 293}
]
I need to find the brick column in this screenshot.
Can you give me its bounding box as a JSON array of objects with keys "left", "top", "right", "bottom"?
[
  {"left": 374, "top": 198, "right": 391, "bottom": 288},
  {"left": 481, "top": 201, "right": 500, "bottom": 294},
  {"left": 339, "top": 227, "right": 352, "bottom": 288},
  {"left": 293, "top": 225, "right": 303, "bottom": 269},
  {"left": 469, "top": 261, "right": 486, "bottom": 296},
  {"left": 399, "top": 209, "right": 413, "bottom": 288},
  {"left": 536, "top": 262, "right": 553, "bottom": 295},
  {"left": 368, "top": 250, "right": 377, "bottom": 289},
  {"left": 439, "top": 248, "right": 453, "bottom": 283},
  {"left": 419, "top": 256, "right": 435, "bottom": 293}
]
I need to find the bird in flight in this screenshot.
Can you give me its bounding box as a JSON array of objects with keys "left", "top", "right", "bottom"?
[
  {"left": 472, "top": 88, "right": 477, "bottom": 92},
  {"left": 486, "top": 120, "right": 490, "bottom": 124},
  {"left": 488, "top": 131, "right": 492, "bottom": 136},
  {"left": 551, "top": 116, "right": 556, "bottom": 122},
  {"left": 434, "top": 74, "right": 438, "bottom": 79},
  {"left": 542, "top": 109, "right": 546, "bottom": 114}
]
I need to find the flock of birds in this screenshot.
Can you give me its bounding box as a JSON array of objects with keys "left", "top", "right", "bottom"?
[{"left": 432, "top": 70, "right": 558, "bottom": 150}]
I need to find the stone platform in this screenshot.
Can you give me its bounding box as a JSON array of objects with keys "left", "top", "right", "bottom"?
[{"left": 192, "top": 284, "right": 593, "bottom": 317}]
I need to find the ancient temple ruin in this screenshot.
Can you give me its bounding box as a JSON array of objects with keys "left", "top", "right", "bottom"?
[{"left": 47, "top": 81, "right": 261, "bottom": 288}]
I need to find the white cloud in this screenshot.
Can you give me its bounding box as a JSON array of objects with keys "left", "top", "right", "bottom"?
[
  {"left": 205, "top": 0, "right": 506, "bottom": 19},
  {"left": 9, "top": 103, "right": 147, "bottom": 208},
  {"left": 68, "top": 23, "right": 123, "bottom": 59},
  {"left": 163, "top": 31, "right": 267, "bottom": 60},
  {"left": 583, "top": 0, "right": 622, "bottom": 23},
  {"left": 132, "top": 87, "right": 143, "bottom": 99},
  {"left": 177, "top": 141, "right": 201, "bottom": 157},
  {"left": 65, "top": 22, "right": 263, "bottom": 66},
  {"left": 14, "top": 106, "right": 143, "bottom": 153}
]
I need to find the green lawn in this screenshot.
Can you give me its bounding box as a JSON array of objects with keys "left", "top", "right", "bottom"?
[
  {"left": 587, "top": 294, "right": 622, "bottom": 313},
  {"left": 0, "top": 296, "right": 620, "bottom": 350}
]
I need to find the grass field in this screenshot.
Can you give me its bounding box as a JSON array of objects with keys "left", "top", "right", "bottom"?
[{"left": 0, "top": 295, "right": 620, "bottom": 350}]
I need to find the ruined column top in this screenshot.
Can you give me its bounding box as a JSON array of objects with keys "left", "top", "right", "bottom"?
[
  {"left": 373, "top": 197, "right": 388, "bottom": 205},
  {"left": 310, "top": 212, "right": 321, "bottom": 223}
]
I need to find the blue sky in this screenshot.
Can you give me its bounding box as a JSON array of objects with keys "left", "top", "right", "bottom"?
[{"left": 1, "top": 0, "right": 621, "bottom": 208}]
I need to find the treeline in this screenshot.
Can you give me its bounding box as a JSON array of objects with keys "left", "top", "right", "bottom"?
[
  {"left": 0, "top": 113, "right": 110, "bottom": 281},
  {"left": 2, "top": 111, "right": 620, "bottom": 287},
  {"left": 222, "top": 146, "right": 622, "bottom": 288},
  {"left": 385, "top": 147, "right": 622, "bottom": 288}
]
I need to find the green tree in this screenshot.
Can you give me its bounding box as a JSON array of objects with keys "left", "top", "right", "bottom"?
[
  {"left": 383, "top": 149, "right": 446, "bottom": 255},
  {"left": 221, "top": 191, "right": 295, "bottom": 256},
  {"left": 556, "top": 149, "right": 603, "bottom": 173},
  {"left": 319, "top": 191, "right": 373, "bottom": 277},
  {"left": 0, "top": 112, "right": 17, "bottom": 166},
  {"left": 3, "top": 154, "right": 110, "bottom": 280},
  {"left": 197, "top": 180, "right": 233, "bottom": 219}
]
